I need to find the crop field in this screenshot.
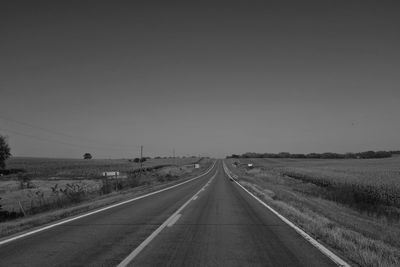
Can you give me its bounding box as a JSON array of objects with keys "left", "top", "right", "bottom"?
[
  {"left": 231, "top": 157, "right": 400, "bottom": 211},
  {"left": 4, "top": 157, "right": 202, "bottom": 179}
]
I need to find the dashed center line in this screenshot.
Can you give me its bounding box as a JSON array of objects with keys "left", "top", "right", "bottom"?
[
  {"left": 167, "top": 214, "right": 182, "bottom": 227},
  {"left": 117, "top": 170, "right": 218, "bottom": 267}
]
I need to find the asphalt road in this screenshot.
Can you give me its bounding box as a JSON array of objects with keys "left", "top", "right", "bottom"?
[{"left": 0, "top": 160, "right": 338, "bottom": 267}]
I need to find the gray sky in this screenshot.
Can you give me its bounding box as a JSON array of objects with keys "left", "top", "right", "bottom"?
[{"left": 1, "top": 1, "right": 400, "bottom": 158}]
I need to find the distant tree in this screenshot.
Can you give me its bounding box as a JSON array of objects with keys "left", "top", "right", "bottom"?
[
  {"left": 306, "top": 153, "right": 321, "bottom": 159},
  {"left": 290, "top": 153, "right": 306, "bottom": 158},
  {"left": 374, "top": 151, "right": 391, "bottom": 158},
  {"left": 133, "top": 157, "right": 147, "bottom": 163},
  {"left": 344, "top": 153, "right": 357, "bottom": 159},
  {"left": 278, "top": 152, "right": 290, "bottom": 158},
  {"left": 0, "top": 135, "right": 11, "bottom": 169},
  {"left": 358, "top": 151, "right": 376, "bottom": 159},
  {"left": 242, "top": 152, "right": 261, "bottom": 158},
  {"left": 83, "top": 153, "right": 92, "bottom": 160}
]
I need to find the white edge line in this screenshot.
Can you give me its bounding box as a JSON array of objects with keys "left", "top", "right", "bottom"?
[
  {"left": 0, "top": 160, "right": 217, "bottom": 246},
  {"left": 222, "top": 161, "right": 350, "bottom": 267},
  {"left": 117, "top": 170, "right": 218, "bottom": 267}
]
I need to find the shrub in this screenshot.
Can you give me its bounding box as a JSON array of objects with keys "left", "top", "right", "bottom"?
[
  {"left": 83, "top": 153, "right": 92, "bottom": 160},
  {"left": 60, "top": 183, "right": 87, "bottom": 203},
  {"left": 0, "top": 135, "right": 11, "bottom": 169}
]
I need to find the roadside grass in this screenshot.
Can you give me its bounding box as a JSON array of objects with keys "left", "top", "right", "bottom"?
[
  {"left": 227, "top": 158, "right": 400, "bottom": 267},
  {"left": 0, "top": 159, "right": 212, "bottom": 237}
]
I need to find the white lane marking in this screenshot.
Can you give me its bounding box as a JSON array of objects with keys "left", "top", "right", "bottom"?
[
  {"left": 117, "top": 170, "right": 218, "bottom": 267},
  {"left": 0, "top": 161, "right": 217, "bottom": 246},
  {"left": 192, "top": 195, "right": 198, "bottom": 200},
  {"left": 167, "top": 214, "right": 182, "bottom": 227},
  {"left": 222, "top": 162, "right": 350, "bottom": 267}
]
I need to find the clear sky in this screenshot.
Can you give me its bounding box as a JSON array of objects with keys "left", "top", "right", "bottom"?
[{"left": 1, "top": 1, "right": 400, "bottom": 158}]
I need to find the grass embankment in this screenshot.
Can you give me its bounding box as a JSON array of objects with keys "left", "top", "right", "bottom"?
[
  {"left": 226, "top": 157, "right": 400, "bottom": 267},
  {"left": 0, "top": 158, "right": 212, "bottom": 239}
]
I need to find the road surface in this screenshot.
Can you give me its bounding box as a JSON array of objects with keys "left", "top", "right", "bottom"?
[{"left": 0, "top": 160, "right": 338, "bottom": 266}]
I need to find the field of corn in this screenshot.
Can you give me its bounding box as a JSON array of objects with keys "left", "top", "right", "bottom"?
[{"left": 234, "top": 157, "right": 400, "bottom": 213}]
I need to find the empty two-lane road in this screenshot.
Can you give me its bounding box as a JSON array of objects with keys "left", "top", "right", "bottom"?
[
  {"left": 0, "top": 160, "right": 339, "bottom": 267},
  {"left": 128, "top": 161, "right": 337, "bottom": 267}
]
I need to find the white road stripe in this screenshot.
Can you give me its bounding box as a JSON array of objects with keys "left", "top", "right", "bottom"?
[
  {"left": 117, "top": 170, "right": 218, "bottom": 267},
  {"left": 167, "top": 214, "right": 182, "bottom": 227},
  {"left": 222, "top": 161, "right": 350, "bottom": 267},
  {"left": 0, "top": 160, "right": 217, "bottom": 246}
]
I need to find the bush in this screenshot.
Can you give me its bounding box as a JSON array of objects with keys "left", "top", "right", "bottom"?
[
  {"left": 83, "top": 153, "right": 92, "bottom": 160},
  {"left": 0, "top": 168, "right": 26, "bottom": 176},
  {"left": 0, "top": 135, "right": 11, "bottom": 169},
  {"left": 60, "top": 183, "right": 87, "bottom": 203},
  {"left": 133, "top": 158, "right": 147, "bottom": 163}
]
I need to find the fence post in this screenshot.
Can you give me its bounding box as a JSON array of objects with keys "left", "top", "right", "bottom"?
[{"left": 18, "top": 200, "right": 27, "bottom": 216}]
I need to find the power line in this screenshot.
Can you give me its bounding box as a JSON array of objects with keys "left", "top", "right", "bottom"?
[
  {"left": 0, "top": 127, "right": 139, "bottom": 151},
  {"left": 0, "top": 115, "right": 139, "bottom": 150}
]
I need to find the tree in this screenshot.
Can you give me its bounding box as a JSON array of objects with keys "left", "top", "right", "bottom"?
[
  {"left": 0, "top": 135, "right": 11, "bottom": 169},
  {"left": 83, "top": 153, "right": 92, "bottom": 160},
  {"left": 133, "top": 157, "right": 146, "bottom": 163}
]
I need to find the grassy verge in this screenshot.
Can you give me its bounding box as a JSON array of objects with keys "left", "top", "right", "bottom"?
[
  {"left": 0, "top": 160, "right": 213, "bottom": 239},
  {"left": 226, "top": 161, "right": 400, "bottom": 267}
]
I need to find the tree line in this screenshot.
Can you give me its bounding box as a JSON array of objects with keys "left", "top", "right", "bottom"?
[{"left": 227, "top": 150, "right": 396, "bottom": 159}]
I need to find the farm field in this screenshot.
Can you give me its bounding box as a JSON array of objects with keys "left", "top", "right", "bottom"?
[
  {"left": 4, "top": 156, "right": 201, "bottom": 179},
  {"left": 0, "top": 157, "right": 207, "bottom": 219},
  {"left": 233, "top": 157, "right": 400, "bottom": 212},
  {"left": 226, "top": 157, "right": 400, "bottom": 267}
]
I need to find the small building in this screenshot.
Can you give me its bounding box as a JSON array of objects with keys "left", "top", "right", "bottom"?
[
  {"left": 102, "top": 171, "right": 120, "bottom": 178},
  {"left": 194, "top": 164, "right": 200, "bottom": 169}
]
